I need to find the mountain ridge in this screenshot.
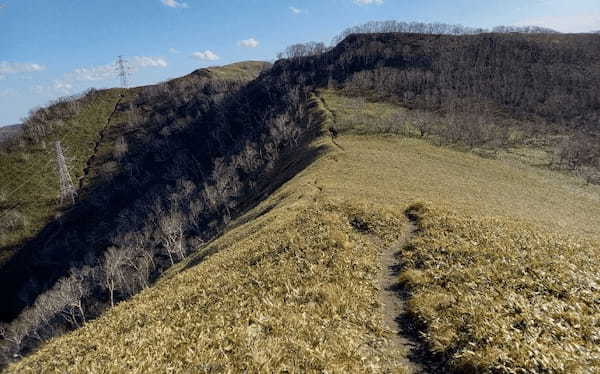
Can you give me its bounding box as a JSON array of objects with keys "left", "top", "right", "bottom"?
[{"left": 1, "top": 33, "right": 600, "bottom": 372}]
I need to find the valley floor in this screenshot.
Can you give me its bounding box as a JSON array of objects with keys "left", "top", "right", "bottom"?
[{"left": 7, "top": 92, "right": 600, "bottom": 373}]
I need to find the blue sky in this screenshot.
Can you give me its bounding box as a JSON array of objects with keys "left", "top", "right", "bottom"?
[{"left": 1, "top": 0, "right": 599, "bottom": 126}]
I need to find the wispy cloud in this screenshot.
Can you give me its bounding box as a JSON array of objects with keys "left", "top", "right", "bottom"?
[
  {"left": 354, "top": 0, "right": 383, "bottom": 5},
  {"left": 131, "top": 56, "right": 168, "bottom": 68},
  {"left": 61, "top": 56, "right": 168, "bottom": 82},
  {"left": 64, "top": 64, "right": 115, "bottom": 82},
  {"left": 31, "top": 81, "right": 74, "bottom": 95},
  {"left": 191, "top": 50, "right": 220, "bottom": 61},
  {"left": 238, "top": 38, "right": 259, "bottom": 48},
  {"left": 168, "top": 48, "right": 181, "bottom": 54},
  {"left": 31, "top": 56, "right": 168, "bottom": 95},
  {"left": 53, "top": 81, "right": 74, "bottom": 94},
  {"left": 289, "top": 6, "right": 303, "bottom": 14},
  {"left": 0, "top": 61, "right": 46, "bottom": 79},
  {"left": 516, "top": 12, "right": 600, "bottom": 33},
  {"left": 161, "top": 0, "right": 189, "bottom": 8}
]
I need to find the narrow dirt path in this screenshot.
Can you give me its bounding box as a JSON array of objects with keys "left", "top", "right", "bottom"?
[
  {"left": 376, "top": 218, "right": 439, "bottom": 373},
  {"left": 78, "top": 95, "right": 124, "bottom": 190}
]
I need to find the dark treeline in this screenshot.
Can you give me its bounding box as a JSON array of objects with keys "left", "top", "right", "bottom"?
[
  {"left": 332, "top": 20, "right": 559, "bottom": 44},
  {"left": 277, "top": 21, "right": 561, "bottom": 61}
]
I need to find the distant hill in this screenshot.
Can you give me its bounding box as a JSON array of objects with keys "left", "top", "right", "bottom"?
[{"left": 0, "top": 125, "right": 22, "bottom": 142}]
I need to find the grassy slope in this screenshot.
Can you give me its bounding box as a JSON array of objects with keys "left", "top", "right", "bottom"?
[
  {"left": 205, "top": 61, "right": 269, "bottom": 80},
  {"left": 0, "top": 89, "right": 123, "bottom": 265},
  {"left": 7, "top": 90, "right": 600, "bottom": 373}
]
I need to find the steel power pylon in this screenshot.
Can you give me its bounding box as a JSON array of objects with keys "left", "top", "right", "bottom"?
[
  {"left": 55, "top": 141, "right": 77, "bottom": 205},
  {"left": 116, "top": 55, "right": 130, "bottom": 89}
]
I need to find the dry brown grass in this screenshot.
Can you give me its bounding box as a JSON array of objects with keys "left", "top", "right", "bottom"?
[
  {"left": 7, "top": 90, "right": 600, "bottom": 373},
  {"left": 7, "top": 193, "right": 413, "bottom": 373},
  {"left": 401, "top": 203, "right": 600, "bottom": 372}
]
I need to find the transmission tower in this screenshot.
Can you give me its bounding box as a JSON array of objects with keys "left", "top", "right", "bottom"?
[
  {"left": 55, "top": 141, "right": 77, "bottom": 205},
  {"left": 116, "top": 55, "right": 130, "bottom": 89}
]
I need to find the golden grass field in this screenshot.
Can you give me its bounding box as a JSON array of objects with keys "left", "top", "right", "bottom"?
[{"left": 6, "top": 90, "right": 600, "bottom": 373}]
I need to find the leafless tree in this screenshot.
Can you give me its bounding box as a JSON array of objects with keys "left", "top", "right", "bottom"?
[
  {"left": 102, "top": 247, "right": 128, "bottom": 307},
  {"left": 55, "top": 267, "right": 94, "bottom": 326},
  {"left": 159, "top": 210, "right": 185, "bottom": 265},
  {"left": 113, "top": 136, "right": 128, "bottom": 160},
  {"left": 118, "top": 230, "right": 155, "bottom": 290},
  {"left": 277, "top": 41, "right": 328, "bottom": 59}
]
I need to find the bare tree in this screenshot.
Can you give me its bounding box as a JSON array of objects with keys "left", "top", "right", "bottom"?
[
  {"left": 102, "top": 247, "right": 128, "bottom": 307},
  {"left": 159, "top": 211, "right": 185, "bottom": 265},
  {"left": 55, "top": 267, "right": 94, "bottom": 326},
  {"left": 113, "top": 136, "right": 128, "bottom": 160},
  {"left": 119, "top": 230, "right": 155, "bottom": 290},
  {"left": 277, "top": 41, "right": 328, "bottom": 59}
]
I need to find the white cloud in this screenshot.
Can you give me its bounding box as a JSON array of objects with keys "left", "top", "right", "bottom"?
[
  {"left": 131, "top": 56, "right": 168, "bottom": 68},
  {"left": 62, "top": 56, "right": 167, "bottom": 82},
  {"left": 53, "top": 81, "right": 74, "bottom": 94},
  {"left": 238, "top": 38, "right": 259, "bottom": 48},
  {"left": 65, "top": 64, "right": 115, "bottom": 82},
  {"left": 516, "top": 12, "right": 600, "bottom": 33},
  {"left": 354, "top": 0, "right": 383, "bottom": 5},
  {"left": 289, "top": 6, "right": 303, "bottom": 14},
  {"left": 28, "top": 55, "right": 167, "bottom": 96},
  {"left": 0, "top": 61, "right": 46, "bottom": 77},
  {"left": 169, "top": 48, "right": 181, "bottom": 54},
  {"left": 191, "top": 50, "right": 219, "bottom": 61},
  {"left": 161, "top": 0, "right": 188, "bottom": 8},
  {"left": 30, "top": 81, "right": 73, "bottom": 95}
]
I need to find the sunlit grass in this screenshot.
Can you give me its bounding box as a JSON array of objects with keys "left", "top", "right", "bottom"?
[{"left": 400, "top": 203, "right": 600, "bottom": 372}]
